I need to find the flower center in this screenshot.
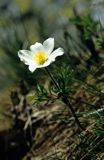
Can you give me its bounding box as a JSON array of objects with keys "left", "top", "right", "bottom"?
[{"left": 34, "top": 51, "right": 48, "bottom": 65}]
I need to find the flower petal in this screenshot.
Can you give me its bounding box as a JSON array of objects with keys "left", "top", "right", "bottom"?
[
  {"left": 37, "top": 59, "right": 52, "bottom": 68},
  {"left": 49, "top": 48, "right": 64, "bottom": 61},
  {"left": 18, "top": 50, "right": 33, "bottom": 65},
  {"left": 30, "top": 42, "right": 44, "bottom": 53},
  {"left": 43, "top": 38, "right": 54, "bottom": 54},
  {"left": 28, "top": 65, "right": 37, "bottom": 72}
]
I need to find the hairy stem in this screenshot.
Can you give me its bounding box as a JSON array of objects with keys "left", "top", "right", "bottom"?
[
  {"left": 62, "top": 95, "right": 84, "bottom": 130},
  {"left": 45, "top": 67, "right": 84, "bottom": 130},
  {"left": 45, "top": 67, "right": 60, "bottom": 90}
]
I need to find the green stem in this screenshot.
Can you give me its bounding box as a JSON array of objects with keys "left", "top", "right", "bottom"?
[
  {"left": 62, "top": 95, "right": 84, "bottom": 130},
  {"left": 45, "top": 67, "right": 60, "bottom": 90},
  {"left": 45, "top": 67, "right": 84, "bottom": 130}
]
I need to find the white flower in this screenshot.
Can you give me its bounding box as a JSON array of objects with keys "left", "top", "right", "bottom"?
[{"left": 18, "top": 38, "right": 64, "bottom": 72}]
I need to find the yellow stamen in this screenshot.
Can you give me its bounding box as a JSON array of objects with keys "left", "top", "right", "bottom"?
[{"left": 34, "top": 51, "right": 48, "bottom": 65}]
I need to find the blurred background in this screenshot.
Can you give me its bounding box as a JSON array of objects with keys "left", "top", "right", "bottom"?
[
  {"left": 0, "top": 0, "right": 104, "bottom": 92},
  {"left": 0, "top": 1, "right": 104, "bottom": 159}
]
